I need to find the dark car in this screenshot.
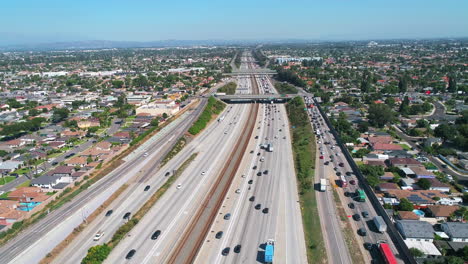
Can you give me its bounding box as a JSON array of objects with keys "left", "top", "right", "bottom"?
[
  {"left": 255, "top": 204, "right": 261, "bottom": 210},
  {"left": 255, "top": 136, "right": 259, "bottom": 139},
  {"left": 348, "top": 203, "right": 355, "bottom": 209},
  {"left": 250, "top": 150, "right": 254, "bottom": 154},
  {"left": 125, "top": 249, "right": 136, "bottom": 259},
  {"left": 144, "top": 185, "right": 150, "bottom": 191},
  {"left": 339, "top": 162, "right": 344, "bottom": 167},
  {"left": 257, "top": 152, "right": 261, "bottom": 156},
  {"left": 364, "top": 242, "right": 373, "bottom": 250},
  {"left": 336, "top": 172, "right": 342, "bottom": 176},
  {"left": 105, "top": 210, "right": 113, "bottom": 216},
  {"left": 123, "top": 212, "right": 131, "bottom": 219},
  {"left": 329, "top": 155, "right": 334, "bottom": 159},
  {"left": 224, "top": 213, "right": 231, "bottom": 220},
  {"left": 349, "top": 180, "right": 356, "bottom": 185},
  {"left": 165, "top": 172, "right": 170, "bottom": 177},
  {"left": 263, "top": 170, "right": 268, "bottom": 175},
  {"left": 257, "top": 172, "right": 262, "bottom": 176},
  {"left": 51, "top": 161, "right": 59, "bottom": 166},
  {"left": 253, "top": 165, "right": 257, "bottom": 170},
  {"left": 215, "top": 231, "right": 223, "bottom": 239},
  {"left": 262, "top": 208, "right": 269, "bottom": 214},
  {"left": 234, "top": 244, "right": 242, "bottom": 253},
  {"left": 222, "top": 247, "right": 230, "bottom": 256},
  {"left": 358, "top": 227, "right": 367, "bottom": 236},
  {"left": 324, "top": 161, "right": 329, "bottom": 165},
  {"left": 344, "top": 191, "right": 350, "bottom": 197},
  {"left": 353, "top": 214, "right": 361, "bottom": 221},
  {"left": 248, "top": 180, "right": 253, "bottom": 184},
  {"left": 345, "top": 172, "right": 352, "bottom": 176},
  {"left": 249, "top": 196, "right": 255, "bottom": 202},
  {"left": 151, "top": 230, "right": 161, "bottom": 240}
]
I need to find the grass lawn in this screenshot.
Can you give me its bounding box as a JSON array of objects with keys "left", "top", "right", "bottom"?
[
  {"left": 48, "top": 152, "right": 62, "bottom": 159},
  {"left": 398, "top": 143, "right": 411, "bottom": 150},
  {"left": 17, "top": 180, "right": 31, "bottom": 188},
  {"left": 0, "top": 176, "right": 16, "bottom": 186},
  {"left": 12, "top": 167, "right": 30, "bottom": 175}
]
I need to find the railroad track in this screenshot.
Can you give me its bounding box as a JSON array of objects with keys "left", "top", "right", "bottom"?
[{"left": 167, "top": 72, "right": 260, "bottom": 264}]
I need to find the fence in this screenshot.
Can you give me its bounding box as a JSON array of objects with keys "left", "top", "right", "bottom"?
[{"left": 313, "top": 99, "right": 417, "bottom": 264}]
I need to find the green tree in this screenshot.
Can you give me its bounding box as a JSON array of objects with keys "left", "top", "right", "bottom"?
[
  {"left": 435, "top": 124, "right": 454, "bottom": 141},
  {"left": 417, "top": 178, "right": 432, "bottom": 190},
  {"left": 398, "top": 76, "right": 408, "bottom": 93},
  {"left": 409, "top": 247, "right": 424, "bottom": 258},
  {"left": 398, "top": 198, "right": 414, "bottom": 211},
  {"left": 28, "top": 108, "right": 41, "bottom": 117},
  {"left": 162, "top": 113, "right": 168, "bottom": 119},
  {"left": 385, "top": 97, "right": 396, "bottom": 108},
  {"left": 51, "top": 108, "right": 70, "bottom": 123},
  {"left": 368, "top": 103, "right": 395, "bottom": 128},
  {"left": 448, "top": 73, "right": 457, "bottom": 93},
  {"left": 399, "top": 96, "right": 410, "bottom": 115},
  {"left": 81, "top": 244, "right": 111, "bottom": 264}
]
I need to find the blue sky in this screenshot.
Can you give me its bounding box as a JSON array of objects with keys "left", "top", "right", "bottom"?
[{"left": 1, "top": 0, "right": 467, "bottom": 44}]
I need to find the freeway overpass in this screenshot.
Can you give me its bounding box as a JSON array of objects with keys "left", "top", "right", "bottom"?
[
  {"left": 224, "top": 69, "right": 277, "bottom": 76},
  {"left": 215, "top": 94, "right": 297, "bottom": 103}
]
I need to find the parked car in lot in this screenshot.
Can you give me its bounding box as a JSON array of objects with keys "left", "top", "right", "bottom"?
[
  {"left": 353, "top": 214, "right": 361, "bottom": 221},
  {"left": 358, "top": 227, "right": 367, "bottom": 236},
  {"left": 349, "top": 180, "right": 356, "bottom": 185},
  {"left": 362, "top": 211, "right": 369, "bottom": 218},
  {"left": 348, "top": 203, "right": 355, "bottom": 209}
]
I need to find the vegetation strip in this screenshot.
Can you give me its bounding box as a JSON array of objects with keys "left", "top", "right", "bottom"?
[
  {"left": 161, "top": 136, "right": 187, "bottom": 166},
  {"left": 188, "top": 96, "right": 225, "bottom": 135},
  {"left": 81, "top": 153, "right": 198, "bottom": 264},
  {"left": 285, "top": 96, "right": 326, "bottom": 262},
  {"left": 40, "top": 184, "right": 130, "bottom": 263},
  {"left": 217, "top": 82, "right": 237, "bottom": 95}
]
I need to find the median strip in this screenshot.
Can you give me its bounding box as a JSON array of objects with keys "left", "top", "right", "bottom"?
[
  {"left": 81, "top": 153, "right": 198, "bottom": 264},
  {"left": 285, "top": 96, "right": 326, "bottom": 263},
  {"left": 188, "top": 96, "right": 225, "bottom": 135}
]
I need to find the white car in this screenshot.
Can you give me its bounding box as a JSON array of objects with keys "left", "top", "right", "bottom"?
[
  {"left": 93, "top": 231, "right": 104, "bottom": 241},
  {"left": 176, "top": 184, "right": 182, "bottom": 189},
  {"left": 235, "top": 189, "right": 241, "bottom": 194},
  {"left": 201, "top": 171, "right": 206, "bottom": 175},
  {"left": 143, "top": 152, "right": 148, "bottom": 157}
]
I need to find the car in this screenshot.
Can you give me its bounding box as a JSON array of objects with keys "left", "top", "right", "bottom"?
[
  {"left": 165, "top": 172, "right": 170, "bottom": 177},
  {"left": 348, "top": 203, "right": 355, "bottom": 209},
  {"left": 349, "top": 180, "right": 356, "bottom": 185},
  {"left": 324, "top": 161, "right": 329, "bottom": 165},
  {"left": 339, "top": 162, "right": 344, "bottom": 167},
  {"left": 255, "top": 204, "right": 261, "bottom": 210},
  {"left": 336, "top": 172, "right": 342, "bottom": 176},
  {"left": 253, "top": 165, "right": 257, "bottom": 170},
  {"left": 222, "top": 247, "right": 230, "bottom": 256},
  {"left": 319, "top": 156, "right": 324, "bottom": 159},
  {"left": 105, "top": 210, "right": 113, "bottom": 216},
  {"left": 358, "top": 227, "right": 367, "bottom": 236},
  {"left": 201, "top": 171, "right": 206, "bottom": 175},
  {"left": 143, "top": 152, "right": 148, "bottom": 157},
  {"left": 234, "top": 244, "right": 242, "bottom": 253},
  {"left": 235, "top": 189, "right": 241, "bottom": 194},
  {"left": 257, "top": 152, "right": 261, "bottom": 156},
  {"left": 176, "top": 184, "right": 182, "bottom": 189},
  {"left": 241, "top": 174, "right": 246, "bottom": 178},
  {"left": 51, "top": 162, "right": 58, "bottom": 166},
  {"left": 353, "top": 214, "right": 361, "bottom": 221},
  {"left": 125, "top": 249, "right": 136, "bottom": 259},
  {"left": 257, "top": 172, "right": 262, "bottom": 176},
  {"left": 262, "top": 208, "right": 269, "bottom": 214},
  {"left": 364, "top": 242, "right": 373, "bottom": 250},
  {"left": 344, "top": 191, "right": 350, "bottom": 197},
  {"left": 151, "top": 230, "right": 161, "bottom": 240},
  {"left": 263, "top": 170, "right": 268, "bottom": 175},
  {"left": 329, "top": 155, "right": 333, "bottom": 159},
  {"left": 362, "top": 211, "right": 369, "bottom": 218},
  {"left": 248, "top": 180, "right": 253, "bottom": 184},
  {"left": 255, "top": 136, "right": 259, "bottom": 139},
  {"left": 249, "top": 196, "right": 255, "bottom": 202},
  {"left": 123, "top": 212, "right": 131, "bottom": 219},
  {"left": 224, "top": 213, "right": 231, "bottom": 220},
  {"left": 144, "top": 185, "right": 150, "bottom": 191},
  {"left": 250, "top": 150, "right": 254, "bottom": 154},
  {"left": 345, "top": 172, "right": 352, "bottom": 176},
  {"left": 215, "top": 231, "right": 223, "bottom": 239},
  {"left": 93, "top": 231, "right": 104, "bottom": 241},
  {"left": 224, "top": 131, "right": 228, "bottom": 134}
]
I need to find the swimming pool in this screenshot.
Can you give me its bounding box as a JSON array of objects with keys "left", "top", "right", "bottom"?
[
  {"left": 18, "top": 202, "right": 41, "bottom": 211},
  {"left": 413, "top": 209, "right": 425, "bottom": 217}
]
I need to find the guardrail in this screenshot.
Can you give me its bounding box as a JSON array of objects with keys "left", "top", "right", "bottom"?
[
  {"left": 313, "top": 98, "right": 417, "bottom": 264},
  {"left": 438, "top": 155, "right": 468, "bottom": 174}
]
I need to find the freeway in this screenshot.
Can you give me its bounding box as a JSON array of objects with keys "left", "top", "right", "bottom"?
[
  {"left": 0, "top": 102, "right": 203, "bottom": 264},
  {"left": 104, "top": 76, "right": 254, "bottom": 263},
  {"left": 194, "top": 61, "right": 307, "bottom": 263},
  {"left": 307, "top": 100, "right": 404, "bottom": 263}
]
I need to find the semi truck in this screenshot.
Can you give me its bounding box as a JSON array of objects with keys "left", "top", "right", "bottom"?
[
  {"left": 373, "top": 216, "right": 387, "bottom": 233},
  {"left": 320, "top": 178, "right": 327, "bottom": 192},
  {"left": 265, "top": 239, "right": 275, "bottom": 263}
]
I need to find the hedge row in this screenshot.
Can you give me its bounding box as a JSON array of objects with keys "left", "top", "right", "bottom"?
[{"left": 188, "top": 96, "right": 225, "bottom": 135}]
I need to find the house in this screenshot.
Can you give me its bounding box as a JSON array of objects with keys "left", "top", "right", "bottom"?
[
  {"left": 368, "top": 136, "right": 393, "bottom": 145},
  {"left": 372, "top": 143, "right": 403, "bottom": 151},
  {"left": 7, "top": 187, "right": 49, "bottom": 202},
  {"left": 426, "top": 205, "right": 459, "bottom": 221},
  {"left": 424, "top": 137, "right": 442, "bottom": 148},
  {"left": 411, "top": 166, "right": 436, "bottom": 179},
  {"left": 31, "top": 175, "right": 61, "bottom": 189},
  {"left": 77, "top": 118, "right": 100, "bottom": 129},
  {"left": 61, "top": 130, "right": 86, "bottom": 138},
  {"left": 438, "top": 197, "right": 463, "bottom": 206},
  {"left": 50, "top": 166, "right": 74, "bottom": 178},
  {"left": 426, "top": 178, "right": 451, "bottom": 192},
  {"left": 6, "top": 139, "right": 25, "bottom": 149},
  {"left": 113, "top": 131, "right": 131, "bottom": 139},
  {"left": 397, "top": 211, "right": 420, "bottom": 220},
  {"left": 0, "top": 161, "right": 23, "bottom": 173},
  {"left": 377, "top": 182, "right": 400, "bottom": 192},
  {"left": 96, "top": 141, "right": 112, "bottom": 151},
  {"left": 396, "top": 220, "right": 434, "bottom": 242},
  {"left": 387, "top": 158, "right": 421, "bottom": 168},
  {"left": 0, "top": 200, "right": 26, "bottom": 225},
  {"left": 380, "top": 172, "right": 395, "bottom": 180},
  {"left": 65, "top": 156, "right": 88, "bottom": 168},
  {"left": 47, "top": 141, "right": 66, "bottom": 149},
  {"left": 385, "top": 189, "right": 448, "bottom": 205},
  {"left": 400, "top": 178, "right": 415, "bottom": 190},
  {"left": 366, "top": 160, "right": 387, "bottom": 167},
  {"left": 80, "top": 147, "right": 110, "bottom": 159},
  {"left": 441, "top": 222, "right": 468, "bottom": 242}
]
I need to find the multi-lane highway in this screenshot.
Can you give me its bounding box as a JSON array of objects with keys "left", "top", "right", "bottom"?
[
  {"left": 194, "top": 63, "right": 307, "bottom": 263},
  {"left": 0, "top": 100, "right": 204, "bottom": 264},
  {"left": 306, "top": 98, "right": 404, "bottom": 263}
]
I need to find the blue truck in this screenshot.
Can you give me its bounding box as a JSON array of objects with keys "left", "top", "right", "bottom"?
[{"left": 265, "top": 239, "right": 275, "bottom": 263}]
